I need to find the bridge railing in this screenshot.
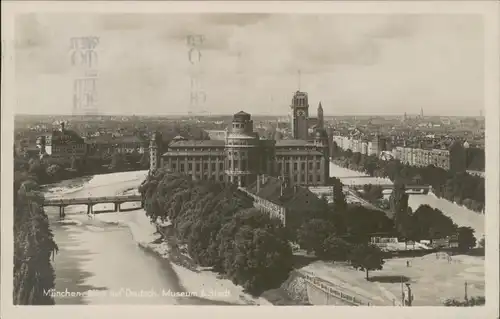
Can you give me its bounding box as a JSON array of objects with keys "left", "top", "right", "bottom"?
[{"left": 299, "top": 271, "right": 373, "bottom": 306}]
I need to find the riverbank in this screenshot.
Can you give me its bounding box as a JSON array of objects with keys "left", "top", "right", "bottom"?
[
  {"left": 93, "top": 208, "right": 273, "bottom": 305},
  {"left": 91, "top": 181, "right": 272, "bottom": 305}
]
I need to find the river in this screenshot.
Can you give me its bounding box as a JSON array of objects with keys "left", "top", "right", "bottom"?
[
  {"left": 44, "top": 171, "right": 238, "bottom": 305},
  {"left": 329, "top": 162, "right": 485, "bottom": 241}
]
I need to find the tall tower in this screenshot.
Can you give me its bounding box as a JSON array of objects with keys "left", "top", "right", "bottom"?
[
  {"left": 224, "top": 111, "right": 260, "bottom": 187},
  {"left": 420, "top": 107, "right": 424, "bottom": 118},
  {"left": 149, "top": 132, "right": 162, "bottom": 173},
  {"left": 317, "top": 102, "right": 324, "bottom": 129},
  {"left": 290, "top": 91, "right": 309, "bottom": 140}
]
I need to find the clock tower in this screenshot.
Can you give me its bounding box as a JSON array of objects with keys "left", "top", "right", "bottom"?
[{"left": 290, "top": 91, "right": 309, "bottom": 140}]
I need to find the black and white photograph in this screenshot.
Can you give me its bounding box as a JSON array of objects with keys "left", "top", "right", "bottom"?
[{"left": 1, "top": 1, "right": 499, "bottom": 318}]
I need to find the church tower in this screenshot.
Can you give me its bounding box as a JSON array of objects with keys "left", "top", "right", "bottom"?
[
  {"left": 317, "top": 102, "right": 324, "bottom": 129},
  {"left": 290, "top": 91, "right": 309, "bottom": 140}
]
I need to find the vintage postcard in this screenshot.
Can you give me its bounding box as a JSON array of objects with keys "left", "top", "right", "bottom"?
[{"left": 1, "top": 1, "right": 499, "bottom": 319}]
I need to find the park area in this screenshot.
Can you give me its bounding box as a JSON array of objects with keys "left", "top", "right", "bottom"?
[{"left": 301, "top": 252, "right": 484, "bottom": 306}]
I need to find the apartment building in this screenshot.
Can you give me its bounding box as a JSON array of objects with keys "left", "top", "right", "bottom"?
[{"left": 392, "top": 141, "right": 466, "bottom": 172}]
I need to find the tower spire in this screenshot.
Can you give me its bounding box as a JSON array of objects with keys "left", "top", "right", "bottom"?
[{"left": 317, "top": 101, "right": 324, "bottom": 129}]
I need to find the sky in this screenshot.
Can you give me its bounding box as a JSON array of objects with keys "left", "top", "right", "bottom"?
[{"left": 14, "top": 13, "right": 484, "bottom": 116}]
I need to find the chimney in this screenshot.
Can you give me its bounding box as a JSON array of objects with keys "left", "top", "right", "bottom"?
[
  {"left": 280, "top": 180, "right": 284, "bottom": 196},
  {"left": 257, "top": 175, "right": 260, "bottom": 193}
]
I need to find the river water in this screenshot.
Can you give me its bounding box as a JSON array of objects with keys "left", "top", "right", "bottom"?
[
  {"left": 44, "top": 172, "right": 234, "bottom": 305},
  {"left": 329, "top": 162, "right": 485, "bottom": 241}
]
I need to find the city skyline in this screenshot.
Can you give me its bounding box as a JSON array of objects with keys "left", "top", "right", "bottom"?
[{"left": 14, "top": 13, "right": 484, "bottom": 117}]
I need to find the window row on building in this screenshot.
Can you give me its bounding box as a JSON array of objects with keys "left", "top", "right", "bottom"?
[
  {"left": 393, "top": 147, "right": 451, "bottom": 170},
  {"left": 169, "top": 161, "right": 225, "bottom": 172},
  {"left": 332, "top": 135, "right": 383, "bottom": 156}
]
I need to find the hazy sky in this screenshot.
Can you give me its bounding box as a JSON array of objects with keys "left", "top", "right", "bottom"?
[{"left": 14, "top": 13, "right": 484, "bottom": 116}]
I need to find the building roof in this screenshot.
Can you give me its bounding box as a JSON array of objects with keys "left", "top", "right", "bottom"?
[
  {"left": 275, "top": 140, "right": 311, "bottom": 147},
  {"left": 246, "top": 176, "right": 325, "bottom": 211},
  {"left": 85, "top": 135, "right": 146, "bottom": 145},
  {"left": 234, "top": 111, "right": 250, "bottom": 116},
  {"left": 168, "top": 139, "right": 225, "bottom": 148},
  {"left": 162, "top": 150, "right": 224, "bottom": 157}
]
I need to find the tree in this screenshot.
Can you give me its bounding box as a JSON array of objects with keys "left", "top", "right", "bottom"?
[
  {"left": 390, "top": 180, "right": 411, "bottom": 240},
  {"left": 322, "top": 236, "right": 352, "bottom": 262},
  {"left": 342, "top": 206, "right": 394, "bottom": 243},
  {"left": 457, "top": 226, "right": 476, "bottom": 251},
  {"left": 412, "top": 205, "right": 457, "bottom": 241},
  {"left": 227, "top": 225, "right": 293, "bottom": 295},
  {"left": 349, "top": 243, "right": 385, "bottom": 280},
  {"left": 362, "top": 184, "right": 383, "bottom": 203},
  {"left": 297, "top": 219, "right": 336, "bottom": 256},
  {"left": 331, "top": 177, "right": 347, "bottom": 213},
  {"left": 13, "top": 179, "right": 58, "bottom": 305}
]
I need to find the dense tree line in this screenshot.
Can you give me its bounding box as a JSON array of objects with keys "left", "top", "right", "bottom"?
[
  {"left": 294, "top": 178, "right": 391, "bottom": 280},
  {"left": 13, "top": 168, "right": 59, "bottom": 304},
  {"left": 331, "top": 143, "right": 485, "bottom": 213},
  {"left": 389, "top": 181, "right": 478, "bottom": 250},
  {"left": 14, "top": 150, "right": 146, "bottom": 186},
  {"left": 138, "top": 170, "right": 293, "bottom": 295}
]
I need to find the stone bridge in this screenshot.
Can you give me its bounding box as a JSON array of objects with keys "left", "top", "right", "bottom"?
[{"left": 43, "top": 194, "right": 143, "bottom": 218}]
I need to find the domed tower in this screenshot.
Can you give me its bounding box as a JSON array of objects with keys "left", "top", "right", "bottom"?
[
  {"left": 224, "top": 111, "right": 261, "bottom": 187},
  {"left": 149, "top": 131, "right": 162, "bottom": 172},
  {"left": 313, "top": 127, "right": 330, "bottom": 184}
]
